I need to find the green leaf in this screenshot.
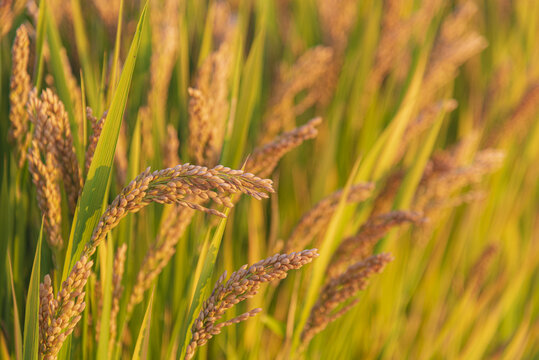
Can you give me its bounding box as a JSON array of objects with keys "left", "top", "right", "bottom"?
[
  {"left": 96, "top": 236, "right": 114, "bottom": 359},
  {"left": 33, "top": 0, "right": 47, "bottom": 91},
  {"left": 106, "top": 0, "right": 125, "bottom": 107},
  {"left": 131, "top": 287, "right": 155, "bottom": 360},
  {"left": 260, "top": 314, "right": 285, "bottom": 338},
  {"left": 62, "top": 2, "right": 148, "bottom": 279},
  {"left": 22, "top": 221, "right": 43, "bottom": 360},
  {"left": 7, "top": 255, "right": 22, "bottom": 360}
]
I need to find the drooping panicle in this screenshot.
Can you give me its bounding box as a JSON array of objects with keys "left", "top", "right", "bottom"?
[
  {"left": 186, "top": 249, "right": 319, "bottom": 360},
  {"left": 286, "top": 183, "right": 374, "bottom": 251},
  {"left": 39, "top": 256, "right": 93, "bottom": 359},
  {"left": 9, "top": 25, "right": 31, "bottom": 165},
  {"left": 246, "top": 117, "right": 322, "bottom": 178},
  {"left": 301, "top": 253, "right": 393, "bottom": 347},
  {"left": 261, "top": 47, "right": 333, "bottom": 143},
  {"left": 329, "top": 211, "right": 425, "bottom": 276}
]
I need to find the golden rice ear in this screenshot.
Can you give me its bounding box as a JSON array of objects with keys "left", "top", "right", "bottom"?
[
  {"left": 9, "top": 24, "right": 31, "bottom": 166},
  {"left": 39, "top": 256, "right": 93, "bottom": 359},
  {"left": 286, "top": 183, "right": 374, "bottom": 252},
  {"left": 188, "top": 24, "right": 234, "bottom": 167},
  {"left": 246, "top": 117, "right": 322, "bottom": 178},
  {"left": 29, "top": 88, "right": 82, "bottom": 214},
  {"left": 329, "top": 211, "right": 426, "bottom": 277},
  {"left": 86, "top": 164, "right": 275, "bottom": 257},
  {"left": 420, "top": 2, "right": 487, "bottom": 108},
  {"left": 261, "top": 46, "right": 333, "bottom": 144},
  {"left": 185, "top": 249, "right": 319, "bottom": 360},
  {"left": 301, "top": 253, "right": 393, "bottom": 348},
  {"left": 27, "top": 142, "right": 63, "bottom": 248},
  {"left": 413, "top": 148, "right": 505, "bottom": 215}
]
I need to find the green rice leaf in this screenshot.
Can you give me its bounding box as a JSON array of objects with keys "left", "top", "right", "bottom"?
[
  {"left": 33, "top": 0, "right": 47, "bottom": 91},
  {"left": 7, "top": 254, "right": 22, "bottom": 360},
  {"left": 131, "top": 287, "right": 155, "bottom": 360},
  {"left": 22, "top": 221, "right": 43, "bottom": 360},
  {"left": 96, "top": 236, "right": 114, "bottom": 359},
  {"left": 106, "top": 0, "right": 125, "bottom": 106}
]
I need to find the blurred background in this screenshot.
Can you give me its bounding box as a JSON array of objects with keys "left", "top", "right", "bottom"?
[{"left": 0, "top": 0, "right": 538, "bottom": 359}]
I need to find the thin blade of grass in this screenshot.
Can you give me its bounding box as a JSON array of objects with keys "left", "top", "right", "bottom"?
[
  {"left": 7, "top": 254, "right": 22, "bottom": 360},
  {"left": 96, "top": 236, "right": 114, "bottom": 359},
  {"left": 354, "top": 49, "right": 430, "bottom": 183},
  {"left": 106, "top": 0, "right": 125, "bottom": 107},
  {"left": 22, "top": 221, "right": 43, "bottom": 360},
  {"left": 131, "top": 287, "right": 155, "bottom": 360},
  {"left": 33, "top": 0, "right": 47, "bottom": 91}
]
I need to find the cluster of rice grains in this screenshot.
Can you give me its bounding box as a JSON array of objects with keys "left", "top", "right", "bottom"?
[
  {"left": 185, "top": 249, "right": 319, "bottom": 360},
  {"left": 39, "top": 257, "right": 93, "bottom": 359},
  {"left": 8, "top": 25, "right": 30, "bottom": 165},
  {"left": 26, "top": 87, "right": 83, "bottom": 248},
  {"left": 284, "top": 184, "right": 426, "bottom": 348},
  {"left": 37, "top": 164, "right": 275, "bottom": 358}
]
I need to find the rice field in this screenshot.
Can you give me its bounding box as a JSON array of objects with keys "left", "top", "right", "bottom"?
[{"left": 0, "top": 0, "right": 538, "bottom": 359}]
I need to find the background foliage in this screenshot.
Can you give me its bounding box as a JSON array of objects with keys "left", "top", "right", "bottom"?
[{"left": 1, "top": 0, "right": 538, "bottom": 359}]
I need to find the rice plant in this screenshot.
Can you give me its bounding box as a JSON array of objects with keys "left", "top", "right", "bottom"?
[{"left": 1, "top": 0, "right": 538, "bottom": 359}]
